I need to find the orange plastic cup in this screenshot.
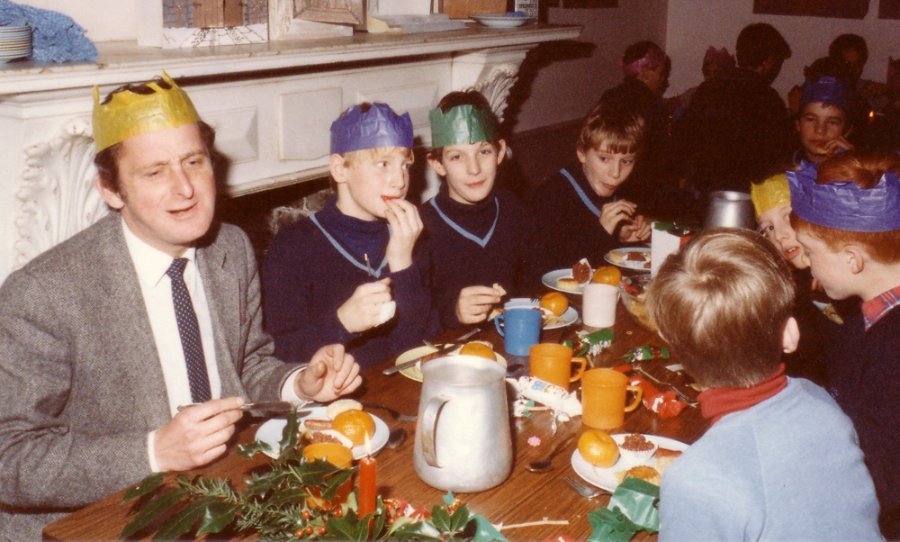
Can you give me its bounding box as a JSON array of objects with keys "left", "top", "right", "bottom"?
[
  {"left": 302, "top": 442, "right": 353, "bottom": 504},
  {"left": 581, "top": 368, "right": 642, "bottom": 430},
  {"left": 529, "top": 343, "right": 587, "bottom": 390}
]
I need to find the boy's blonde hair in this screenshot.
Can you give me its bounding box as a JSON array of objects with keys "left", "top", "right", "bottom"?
[
  {"left": 576, "top": 100, "right": 646, "bottom": 156},
  {"left": 790, "top": 151, "right": 900, "bottom": 264},
  {"left": 647, "top": 229, "right": 795, "bottom": 388}
]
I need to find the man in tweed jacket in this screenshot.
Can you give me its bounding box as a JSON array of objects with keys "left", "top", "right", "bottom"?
[{"left": 0, "top": 73, "right": 362, "bottom": 540}]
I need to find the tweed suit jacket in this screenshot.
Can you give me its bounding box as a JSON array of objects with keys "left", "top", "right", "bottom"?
[{"left": 0, "top": 213, "right": 298, "bottom": 541}]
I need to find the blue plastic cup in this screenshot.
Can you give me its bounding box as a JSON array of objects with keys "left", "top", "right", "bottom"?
[{"left": 494, "top": 308, "right": 542, "bottom": 356}]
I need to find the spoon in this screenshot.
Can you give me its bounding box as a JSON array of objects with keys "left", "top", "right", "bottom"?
[
  {"left": 525, "top": 433, "right": 575, "bottom": 473},
  {"left": 386, "top": 427, "right": 407, "bottom": 449}
]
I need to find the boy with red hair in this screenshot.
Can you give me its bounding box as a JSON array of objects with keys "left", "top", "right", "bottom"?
[{"left": 790, "top": 149, "right": 900, "bottom": 538}]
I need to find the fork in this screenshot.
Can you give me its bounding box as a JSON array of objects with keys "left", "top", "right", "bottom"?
[
  {"left": 361, "top": 401, "right": 417, "bottom": 423},
  {"left": 564, "top": 476, "right": 606, "bottom": 499}
]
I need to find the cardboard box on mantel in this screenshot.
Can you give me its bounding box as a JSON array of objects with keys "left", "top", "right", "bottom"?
[{"left": 442, "top": 0, "right": 506, "bottom": 18}]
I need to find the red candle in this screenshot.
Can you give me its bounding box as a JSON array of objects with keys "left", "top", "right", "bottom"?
[{"left": 358, "top": 455, "right": 377, "bottom": 519}]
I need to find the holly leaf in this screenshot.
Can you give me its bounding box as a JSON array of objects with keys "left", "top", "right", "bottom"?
[
  {"left": 472, "top": 513, "right": 507, "bottom": 542},
  {"left": 123, "top": 473, "right": 166, "bottom": 501},
  {"left": 119, "top": 487, "right": 188, "bottom": 540},
  {"left": 448, "top": 503, "right": 471, "bottom": 532},
  {"left": 326, "top": 514, "right": 370, "bottom": 541},
  {"left": 152, "top": 497, "right": 216, "bottom": 541},
  {"left": 196, "top": 500, "right": 236, "bottom": 535},
  {"left": 430, "top": 505, "right": 452, "bottom": 531},
  {"left": 237, "top": 440, "right": 271, "bottom": 458},
  {"left": 279, "top": 409, "right": 301, "bottom": 455}
]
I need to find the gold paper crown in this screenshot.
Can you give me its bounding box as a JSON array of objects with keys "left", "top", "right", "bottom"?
[
  {"left": 92, "top": 71, "right": 200, "bottom": 152},
  {"left": 750, "top": 173, "right": 790, "bottom": 218}
]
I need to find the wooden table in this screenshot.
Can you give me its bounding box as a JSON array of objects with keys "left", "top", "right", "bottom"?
[{"left": 44, "top": 301, "right": 709, "bottom": 541}]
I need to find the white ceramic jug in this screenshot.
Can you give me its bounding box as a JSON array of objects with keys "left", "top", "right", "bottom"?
[{"left": 414, "top": 355, "right": 512, "bottom": 492}]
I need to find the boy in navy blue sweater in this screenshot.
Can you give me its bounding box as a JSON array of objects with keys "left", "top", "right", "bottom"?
[
  {"left": 528, "top": 100, "right": 651, "bottom": 286},
  {"left": 263, "top": 103, "right": 433, "bottom": 369},
  {"left": 419, "top": 91, "right": 532, "bottom": 330}
]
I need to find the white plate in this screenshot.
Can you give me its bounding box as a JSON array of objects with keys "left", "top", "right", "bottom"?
[
  {"left": 570, "top": 434, "right": 688, "bottom": 492},
  {"left": 254, "top": 407, "right": 389, "bottom": 460},
  {"left": 542, "top": 269, "right": 585, "bottom": 295},
  {"left": 472, "top": 14, "right": 533, "bottom": 28},
  {"left": 604, "top": 247, "right": 652, "bottom": 272},
  {"left": 509, "top": 298, "right": 579, "bottom": 329},
  {"left": 393, "top": 344, "right": 508, "bottom": 382}
]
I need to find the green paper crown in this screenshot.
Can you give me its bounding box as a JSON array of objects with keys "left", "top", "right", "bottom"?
[{"left": 429, "top": 104, "right": 498, "bottom": 148}]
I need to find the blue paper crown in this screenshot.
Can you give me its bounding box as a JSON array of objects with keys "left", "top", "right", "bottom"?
[
  {"left": 799, "top": 76, "right": 852, "bottom": 112},
  {"left": 330, "top": 102, "right": 413, "bottom": 154},
  {"left": 788, "top": 162, "right": 900, "bottom": 232}
]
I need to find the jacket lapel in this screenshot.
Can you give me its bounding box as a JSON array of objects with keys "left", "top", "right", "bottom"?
[
  {"left": 94, "top": 215, "right": 172, "bottom": 428},
  {"left": 196, "top": 233, "right": 244, "bottom": 398}
]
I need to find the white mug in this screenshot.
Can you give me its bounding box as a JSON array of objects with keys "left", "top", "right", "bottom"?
[{"left": 583, "top": 283, "right": 618, "bottom": 328}]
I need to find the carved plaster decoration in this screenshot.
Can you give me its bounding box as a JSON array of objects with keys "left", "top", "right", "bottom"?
[
  {"left": 14, "top": 118, "right": 108, "bottom": 269},
  {"left": 473, "top": 63, "right": 520, "bottom": 124}
]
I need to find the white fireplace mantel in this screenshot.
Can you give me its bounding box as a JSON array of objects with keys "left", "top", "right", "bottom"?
[{"left": 0, "top": 24, "right": 580, "bottom": 281}]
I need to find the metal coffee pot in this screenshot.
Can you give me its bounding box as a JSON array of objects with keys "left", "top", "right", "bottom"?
[
  {"left": 704, "top": 190, "right": 755, "bottom": 230},
  {"left": 414, "top": 355, "right": 512, "bottom": 492}
]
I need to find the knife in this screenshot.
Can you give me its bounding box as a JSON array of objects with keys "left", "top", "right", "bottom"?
[
  {"left": 383, "top": 327, "right": 482, "bottom": 376},
  {"left": 176, "top": 401, "right": 316, "bottom": 417}
]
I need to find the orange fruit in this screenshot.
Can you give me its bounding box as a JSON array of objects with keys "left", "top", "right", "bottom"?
[
  {"left": 332, "top": 409, "right": 376, "bottom": 446},
  {"left": 540, "top": 292, "right": 569, "bottom": 316},
  {"left": 592, "top": 265, "right": 622, "bottom": 286},
  {"left": 459, "top": 341, "right": 497, "bottom": 360},
  {"left": 302, "top": 442, "right": 353, "bottom": 467},
  {"left": 578, "top": 429, "right": 619, "bottom": 467}
]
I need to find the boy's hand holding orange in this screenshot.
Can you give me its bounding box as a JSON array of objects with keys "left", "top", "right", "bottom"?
[{"left": 384, "top": 198, "right": 423, "bottom": 272}]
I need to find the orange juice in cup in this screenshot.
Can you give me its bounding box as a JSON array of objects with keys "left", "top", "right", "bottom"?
[{"left": 581, "top": 368, "right": 643, "bottom": 430}]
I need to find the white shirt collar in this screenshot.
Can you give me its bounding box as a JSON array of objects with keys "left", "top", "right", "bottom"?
[{"left": 120, "top": 217, "right": 197, "bottom": 287}]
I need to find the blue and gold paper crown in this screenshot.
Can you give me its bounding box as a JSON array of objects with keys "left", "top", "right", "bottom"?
[
  {"left": 429, "top": 104, "right": 498, "bottom": 149},
  {"left": 92, "top": 71, "right": 200, "bottom": 152},
  {"left": 799, "top": 75, "right": 852, "bottom": 112},
  {"left": 788, "top": 162, "right": 900, "bottom": 232},
  {"left": 330, "top": 102, "right": 413, "bottom": 154}
]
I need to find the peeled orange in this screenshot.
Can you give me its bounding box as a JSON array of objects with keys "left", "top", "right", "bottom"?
[
  {"left": 591, "top": 265, "right": 622, "bottom": 286},
  {"left": 578, "top": 429, "right": 619, "bottom": 467},
  {"left": 302, "top": 442, "right": 353, "bottom": 467},
  {"left": 332, "top": 409, "right": 375, "bottom": 445},
  {"left": 459, "top": 341, "right": 497, "bottom": 360},
  {"left": 540, "top": 292, "right": 569, "bottom": 316}
]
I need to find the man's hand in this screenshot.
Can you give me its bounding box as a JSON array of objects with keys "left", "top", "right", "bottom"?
[
  {"left": 295, "top": 343, "right": 362, "bottom": 402},
  {"left": 599, "top": 199, "right": 640, "bottom": 236},
  {"left": 455, "top": 285, "right": 501, "bottom": 324},
  {"left": 619, "top": 213, "right": 651, "bottom": 243},
  {"left": 154, "top": 397, "right": 244, "bottom": 472},
  {"left": 384, "top": 199, "right": 423, "bottom": 272},
  {"left": 337, "top": 278, "right": 393, "bottom": 333}
]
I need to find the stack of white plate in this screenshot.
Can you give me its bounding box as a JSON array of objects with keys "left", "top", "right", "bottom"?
[{"left": 0, "top": 25, "right": 32, "bottom": 63}]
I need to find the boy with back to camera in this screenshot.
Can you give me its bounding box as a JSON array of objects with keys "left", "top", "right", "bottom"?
[
  {"left": 527, "top": 100, "right": 651, "bottom": 286},
  {"left": 263, "top": 103, "right": 434, "bottom": 370},
  {"left": 789, "top": 150, "right": 900, "bottom": 539},
  {"left": 419, "top": 90, "right": 532, "bottom": 329},
  {"left": 647, "top": 229, "right": 880, "bottom": 542}
]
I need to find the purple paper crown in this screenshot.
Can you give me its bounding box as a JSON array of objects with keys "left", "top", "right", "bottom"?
[
  {"left": 799, "top": 76, "right": 852, "bottom": 112},
  {"left": 330, "top": 102, "right": 414, "bottom": 154},
  {"left": 788, "top": 162, "right": 900, "bottom": 232},
  {"left": 621, "top": 47, "right": 666, "bottom": 77}
]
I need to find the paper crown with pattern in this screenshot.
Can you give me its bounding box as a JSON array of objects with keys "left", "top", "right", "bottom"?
[
  {"left": 429, "top": 104, "right": 498, "bottom": 149},
  {"left": 750, "top": 173, "right": 791, "bottom": 218},
  {"left": 621, "top": 47, "right": 666, "bottom": 77},
  {"left": 799, "top": 75, "right": 852, "bottom": 112},
  {"left": 92, "top": 71, "right": 200, "bottom": 152},
  {"left": 788, "top": 162, "right": 900, "bottom": 232},
  {"left": 330, "top": 102, "right": 413, "bottom": 154}
]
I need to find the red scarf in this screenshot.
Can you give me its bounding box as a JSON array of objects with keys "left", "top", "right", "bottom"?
[{"left": 698, "top": 364, "right": 787, "bottom": 424}]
